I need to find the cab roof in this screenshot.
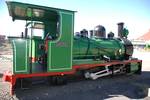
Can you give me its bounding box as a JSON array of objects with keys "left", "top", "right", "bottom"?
[{"left": 6, "top": 1, "right": 75, "bottom": 21}]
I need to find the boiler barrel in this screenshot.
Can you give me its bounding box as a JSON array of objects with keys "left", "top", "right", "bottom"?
[{"left": 73, "top": 36, "right": 132, "bottom": 60}]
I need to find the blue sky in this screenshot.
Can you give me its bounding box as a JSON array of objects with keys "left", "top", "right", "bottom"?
[{"left": 0, "top": 0, "right": 150, "bottom": 39}]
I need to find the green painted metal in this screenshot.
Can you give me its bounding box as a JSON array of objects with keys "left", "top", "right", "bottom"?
[
  {"left": 47, "top": 11, "right": 74, "bottom": 72},
  {"left": 8, "top": 1, "right": 136, "bottom": 75},
  {"left": 73, "top": 59, "right": 105, "bottom": 65},
  {"left": 73, "top": 37, "right": 125, "bottom": 61},
  {"left": 6, "top": 1, "right": 75, "bottom": 21},
  {"left": 7, "top": 1, "right": 75, "bottom": 73},
  {"left": 12, "top": 39, "right": 30, "bottom": 74},
  {"left": 30, "top": 36, "right": 44, "bottom": 60},
  {"left": 30, "top": 36, "right": 45, "bottom": 73}
]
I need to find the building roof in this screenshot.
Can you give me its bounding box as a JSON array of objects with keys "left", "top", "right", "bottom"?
[{"left": 137, "top": 30, "right": 150, "bottom": 41}]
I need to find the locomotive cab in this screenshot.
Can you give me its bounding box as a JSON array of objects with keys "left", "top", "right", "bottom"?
[{"left": 7, "top": 1, "right": 75, "bottom": 74}]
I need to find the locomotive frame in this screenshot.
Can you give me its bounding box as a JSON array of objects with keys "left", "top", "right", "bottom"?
[{"left": 3, "top": 1, "right": 142, "bottom": 95}]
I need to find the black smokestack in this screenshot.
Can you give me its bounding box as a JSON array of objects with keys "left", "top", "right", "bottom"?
[{"left": 117, "top": 22, "right": 124, "bottom": 38}]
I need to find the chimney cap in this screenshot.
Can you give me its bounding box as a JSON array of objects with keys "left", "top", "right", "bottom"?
[{"left": 117, "top": 22, "right": 124, "bottom": 25}]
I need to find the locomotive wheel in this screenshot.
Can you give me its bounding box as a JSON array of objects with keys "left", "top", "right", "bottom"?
[{"left": 49, "top": 75, "right": 67, "bottom": 85}]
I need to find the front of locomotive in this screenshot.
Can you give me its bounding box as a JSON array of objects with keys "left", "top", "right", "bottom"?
[
  {"left": 93, "top": 22, "right": 134, "bottom": 60},
  {"left": 116, "top": 22, "right": 134, "bottom": 60}
]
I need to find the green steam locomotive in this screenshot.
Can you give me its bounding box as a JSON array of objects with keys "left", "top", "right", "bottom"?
[{"left": 3, "top": 1, "right": 142, "bottom": 95}]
